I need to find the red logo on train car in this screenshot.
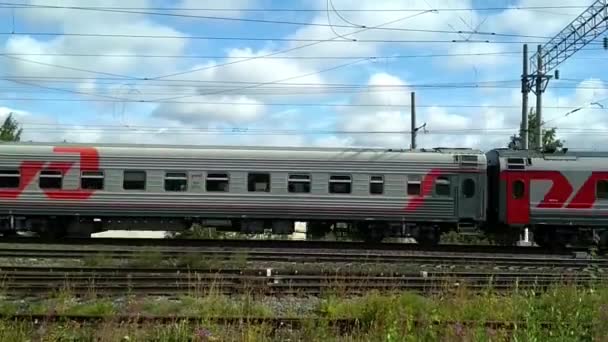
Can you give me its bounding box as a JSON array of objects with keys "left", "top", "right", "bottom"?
[
  {"left": 0, "top": 147, "right": 100, "bottom": 200},
  {"left": 502, "top": 170, "right": 608, "bottom": 209}
]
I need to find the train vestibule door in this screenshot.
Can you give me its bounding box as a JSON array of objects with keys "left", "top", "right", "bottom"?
[
  {"left": 505, "top": 173, "right": 530, "bottom": 225},
  {"left": 458, "top": 176, "right": 479, "bottom": 219}
]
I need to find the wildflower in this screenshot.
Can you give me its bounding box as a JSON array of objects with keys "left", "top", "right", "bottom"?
[
  {"left": 454, "top": 322, "right": 465, "bottom": 337},
  {"left": 195, "top": 327, "right": 216, "bottom": 341}
]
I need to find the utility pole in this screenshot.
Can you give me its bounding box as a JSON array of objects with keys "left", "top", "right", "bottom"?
[
  {"left": 520, "top": 0, "right": 607, "bottom": 151},
  {"left": 535, "top": 45, "right": 543, "bottom": 150},
  {"left": 410, "top": 91, "right": 416, "bottom": 150},
  {"left": 520, "top": 44, "right": 529, "bottom": 150}
]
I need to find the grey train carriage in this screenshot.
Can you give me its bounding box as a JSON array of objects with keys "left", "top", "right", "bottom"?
[{"left": 0, "top": 143, "right": 487, "bottom": 242}]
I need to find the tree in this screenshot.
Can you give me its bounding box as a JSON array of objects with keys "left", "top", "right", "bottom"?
[
  {"left": 509, "top": 108, "right": 564, "bottom": 152},
  {"left": 0, "top": 113, "right": 23, "bottom": 142}
]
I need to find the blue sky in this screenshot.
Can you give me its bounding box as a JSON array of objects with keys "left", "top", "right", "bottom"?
[{"left": 0, "top": 0, "right": 606, "bottom": 151}]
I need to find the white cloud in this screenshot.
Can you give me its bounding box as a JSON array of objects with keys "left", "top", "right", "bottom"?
[
  {"left": 488, "top": 0, "right": 595, "bottom": 38},
  {"left": 177, "top": 0, "right": 259, "bottom": 18},
  {"left": 0, "top": 106, "right": 30, "bottom": 119},
  {"left": 2, "top": 0, "right": 605, "bottom": 153},
  {"left": 332, "top": 72, "right": 608, "bottom": 151},
  {"left": 284, "top": 0, "right": 481, "bottom": 63},
  {"left": 5, "top": 0, "right": 187, "bottom": 82},
  {"left": 150, "top": 47, "right": 328, "bottom": 125},
  {"left": 153, "top": 95, "right": 266, "bottom": 124}
]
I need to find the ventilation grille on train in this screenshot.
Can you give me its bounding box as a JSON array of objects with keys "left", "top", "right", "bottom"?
[
  {"left": 507, "top": 157, "right": 526, "bottom": 170},
  {"left": 459, "top": 155, "right": 479, "bottom": 167}
]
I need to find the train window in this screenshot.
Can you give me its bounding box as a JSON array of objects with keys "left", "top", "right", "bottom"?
[
  {"left": 206, "top": 173, "right": 229, "bottom": 192},
  {"left": 512, "top": 180, "right": 525, "bottom": 199},
  {"left": 248, "top": 173, "right": 270, "bottom": 192},
  {"left": 0, "top": 169, "right": 19, "bottom": 188},
  {"left": 123, "top": 171, "right": 146, "bottom": 190},
  {"left": 39, "top": 170, "right": 62, "bottom": 189},
  {"left": 463, "top": 178, "right": 476, "bottom": 198},
  {"left": 407, "top": 180, "right": 421, "bottom": 196},
  {"left": 597, "top": 180, "right": 608, "bottom": 199},
  {"left": 288, "top": 174, "right": 311, "bottom": 193},
  {"left": 165, "top": 172, "right": 188, "bottom": 192},
  {"left": 329, "top": 175, "right": 351, "bottom": 194},
  {"left": 435, "top": 177, "right": 450, "bottom": 196},
  {"left": 370, "top": 175, "right": 384, "bottom": 195},
  {"left": 81, "top": 171, "right": 104, "bottom": 190}
]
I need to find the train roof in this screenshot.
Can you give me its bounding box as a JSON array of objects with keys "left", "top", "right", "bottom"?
[
  {"left": 488, "top": 148, "right": 608, "bottom": 159},
  {"left": 0, "top": 142, "right": 484, "bottom": 154},
  {"left": 0, "top": 142, "right": 486, "bottom": 163}
]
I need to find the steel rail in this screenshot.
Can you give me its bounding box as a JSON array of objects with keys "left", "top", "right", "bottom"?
[
  {"left": 0, "top": 266, "right": 603, "bottom": 296},
  {"left": 0, "top": 237, "right": 592, "bottom": 255},
  {"left": 0, "top": 246, "right": 603, "bottom": 269}
]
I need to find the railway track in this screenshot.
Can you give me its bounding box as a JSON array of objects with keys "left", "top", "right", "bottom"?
[
  {"left": 0, "top": 266, "right": 604, "bottom": 296},
  {"left": 0, "top": 236, "right": 595, "bottom": 255},
  {"left": 0, "top": 244, "right": 605, "bottom": 270}
]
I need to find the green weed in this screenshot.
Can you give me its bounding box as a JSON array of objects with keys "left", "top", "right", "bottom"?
[
  {"left": 82, "top": 252, "right": 115, "bottom": 267},
  {"left": 128, "top": 250, "right": 165, "bottom": 268}
]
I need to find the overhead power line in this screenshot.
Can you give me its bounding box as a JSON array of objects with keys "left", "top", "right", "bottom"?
[
  {"left": 148, "top": 10, "right": 435, "bottom": 80},
  {"left": 1, "top": 47, "right": 605, "bottom": 59},
  {"left": 3, "top": 32, "right": 586, "bottom": 44},
  {"left": 0, "top": 96, "right": 605, "bottom": 111},
  {"left": 16, "top": 125, "right": 608, "bottom": 137},
  {"left": 0, "top": 54, "right": 137, "bottom": 80},
  {"left": 0, "top": 3, "right": 590, "bottom": 12},
  {"left": 0, "top": 2, "right": 562, "bottom": 39},
  {"left": 2, "top": 75, "right": 602, "bottom": 89},
  {"left": 151, "top": 57, "right": 371, "bottom": 101},
  {"left": 2, "top": 83, "right": 607, "bottom": 97}
]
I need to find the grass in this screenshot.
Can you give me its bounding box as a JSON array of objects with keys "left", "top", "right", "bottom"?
[
  {"left": 0, "top": 284, "right": 607, "bottom": 340},
  {"left": 127, "top": 250, "right": 165, "bottom": 268},
  {"left": 81, "top": 252, "right": 115, "bottom": 267}
]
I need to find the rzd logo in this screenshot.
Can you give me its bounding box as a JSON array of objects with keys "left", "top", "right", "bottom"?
[
  {"left": 0, "top": 147, "right": 100, "bottom": 200},
  {"left": 503, "top": 170, "right": 608, "bottom": 209}
]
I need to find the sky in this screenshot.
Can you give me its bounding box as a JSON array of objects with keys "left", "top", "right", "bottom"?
[{"left": 0, "top": 0, "right": 607, "bottom": 152}]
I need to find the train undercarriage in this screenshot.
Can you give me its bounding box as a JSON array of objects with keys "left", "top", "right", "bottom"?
[
  {"left": 0, "top": 214, "right": 466, "bottom": 244},
  {"left": 531, "top": 225, "right": 608, "bottom": 250},
  {"left": 2, "top": 214, "right": 606, "bottom": 249}
]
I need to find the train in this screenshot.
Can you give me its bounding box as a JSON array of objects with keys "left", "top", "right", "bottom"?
[{"left": 0, "top": 142, "right": 606, "bottom": 248}]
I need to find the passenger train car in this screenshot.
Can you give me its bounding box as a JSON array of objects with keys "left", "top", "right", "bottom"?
[
  {"left": 0, "top": 142, "right": 606, "bottom": 247},
  {"left": 0, "top": 143, "right": 486, "bottom": 244},
  {"left": 487, "top": 149, "right": 608, "bottom": 247}
]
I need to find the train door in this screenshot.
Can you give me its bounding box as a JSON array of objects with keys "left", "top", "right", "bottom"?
[
  {"left": 458, "top": 176, "right": 478, "bottom": 219},
  {"left": 504, "top": 173, "right": 530, "bottom": 225}
]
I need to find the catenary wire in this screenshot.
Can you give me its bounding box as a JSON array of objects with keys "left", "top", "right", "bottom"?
[
  {"left": 0, "top": 4, "right": 591, "bottom": 12},
  {"left": 5, "top": 32, "right": 602, "bottom": 45},
  {"left": 1, "top": 47, "right": 605, "bottom": 59},
  {"left": 0, "top": 96, "right": 605, "bottom": 110},
  {"left": 0, "top": 2, "right": 559, "bottom": 40},
  {"left": 148, "top": 10, "right": 436, "bottom": 81},
  {"left": 151, "top": 57, "right": 373, "bottom": 101}
]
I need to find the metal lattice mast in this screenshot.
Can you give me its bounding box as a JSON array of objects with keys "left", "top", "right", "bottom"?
[{"left": 522, "top": 0, "right": 608, "bottom": 150}]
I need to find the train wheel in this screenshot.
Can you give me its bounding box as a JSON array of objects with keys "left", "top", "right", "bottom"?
[
  {"left": 598, "top": 230, "right": 608, "bottom": 249},
  {"left": 38, "top": 218, "right": 68, "bottom": 240},
  {"left": 415, "top": 226, "right": 440, "bottom": 246},
  {"left": 306, "top": 222, "right": 331, "bottom": 240},
  {"left": 357, "top": 222, "right": 386, "bottom": 243},
  {"left": 533, "top": 227, "right": 566, "bottom": 250},
  {"left": 488, "top": 226, "right": 520, "bottom": 246}
]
